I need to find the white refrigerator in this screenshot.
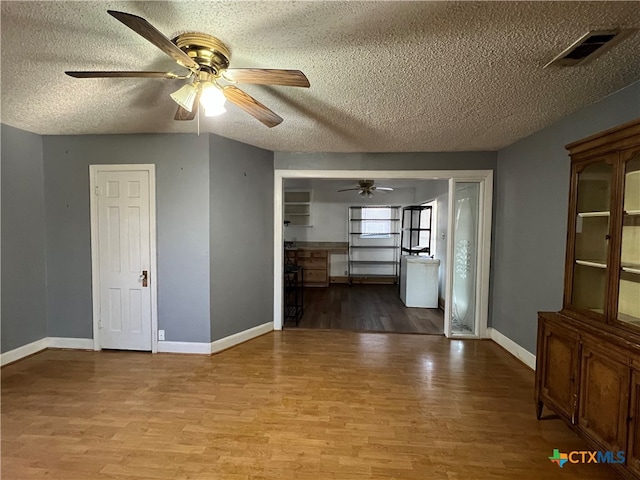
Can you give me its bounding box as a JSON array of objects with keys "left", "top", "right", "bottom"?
[{"left": 400, "top": 256, "right": 440, "bottom": 308}]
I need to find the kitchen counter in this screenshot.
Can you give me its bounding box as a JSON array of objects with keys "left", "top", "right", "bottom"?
[{"left": 288, "top": 242, "right": 348, "bottom": 254}]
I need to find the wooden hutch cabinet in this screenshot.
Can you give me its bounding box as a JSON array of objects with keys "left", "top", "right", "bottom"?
[{"left": 536, "top": 118, "right": 640, "bottom": 479}]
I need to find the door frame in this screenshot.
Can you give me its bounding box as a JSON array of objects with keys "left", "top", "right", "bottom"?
[
  {"left": 444, "top": 177, "right": 492, "bottom": 339},
  {"left": 89, "top": 164, "right": 159, "bottom": 353},
  {"left": 273, "top": 169, "right": 493, "bottom": 336}
]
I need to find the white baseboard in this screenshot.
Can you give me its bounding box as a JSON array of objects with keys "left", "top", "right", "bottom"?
[
  {"left": 157, "top": 341, "right": 212, "bottom": 354},
  {"left": 1, "top": 323, "right": 275, "bottom": 364},
  {"left": 48, "top": 337, "right": 94, "bottom": 350},
  {"left": 488, "top": 327, "right": 536, "bottom": 370},
  {"left": 211, "top": 322, "right": 273, "bottom": 354},
  {"left": 1, "top": 337, "right": 96, "bottom": 366},
  {"left": 157, "top": 322, "right": 274, "bottom": 355},
  {"left": 1, "top": 338, "right": 49, "bottom": 366}
]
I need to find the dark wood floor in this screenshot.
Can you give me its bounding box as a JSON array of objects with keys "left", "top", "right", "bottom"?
[
  {"left": 285, "top": 284, "right": 444, "bottom": 334},
  {"left": 1, "top": 330, "right": 617, "bottom": 479}
]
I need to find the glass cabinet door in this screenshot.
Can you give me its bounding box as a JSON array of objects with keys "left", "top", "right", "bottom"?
[
  {"left": 618, "top": 152, "right": 640, "bottom": 326},
  {"left": 572, "top": 159, "right": 613, "bottom": 315}
]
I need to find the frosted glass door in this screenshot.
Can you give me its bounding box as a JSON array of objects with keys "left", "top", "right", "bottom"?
[{"left": 451, "top": 182, "right": 480, "bottom": 335}]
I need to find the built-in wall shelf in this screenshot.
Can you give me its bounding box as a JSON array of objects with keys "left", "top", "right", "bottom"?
[
  {"left": 575, "top": 259, "right": 607, "bottom": 269},
  {"left": 578, "top": 211, "right": 610, "bottom": 217},
  {"left": 284, "top": 190, "right": 311, "bottom": 227}
]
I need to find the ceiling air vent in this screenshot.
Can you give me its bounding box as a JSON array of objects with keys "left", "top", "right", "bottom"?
[{"left": 544, "top": 29, "right": 635, "bottom": 68}]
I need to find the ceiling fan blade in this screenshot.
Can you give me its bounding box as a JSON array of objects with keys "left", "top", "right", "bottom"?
[
  {"left": 222, "top": 85, "right": 283, "bottom": 128},
  {"left": 107, "top": 10, "right": 198, "bottom": 71},
  {"left": 374, "top": 187, "right": 394, "bottom": 191},
  {"left": 174, "top": 89, "right": 201, "bottom": 121},
  {"left": 65, "top": 71, "right": 182, "bottom": 79},
  {"left": 224, "top": 69, "right": 310, "bottom": 88},
  {"left": 337, "top": 188, "right": 360, "bottom": 192}
]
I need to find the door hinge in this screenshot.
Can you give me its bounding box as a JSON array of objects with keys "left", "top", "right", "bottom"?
[{"left": 95, "top": 186, "right": 100, "bottom": 196}]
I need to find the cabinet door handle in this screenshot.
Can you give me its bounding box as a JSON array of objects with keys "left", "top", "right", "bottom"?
[{"left": 141, "top": 270, "right": 148, "bottom": 287}]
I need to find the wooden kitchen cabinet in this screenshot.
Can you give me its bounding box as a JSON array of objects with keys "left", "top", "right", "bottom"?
[
  {"left": 536, "top": 118, "right": 640, "bottom": 479},
  {"left": 296, "top": 250, "right": 328, "bottom": 287}
]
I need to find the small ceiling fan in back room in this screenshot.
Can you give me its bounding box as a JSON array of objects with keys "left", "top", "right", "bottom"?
[
  {"left": 65, "top": 10, "right": 310, "bottom": 127},
  {"left": 338, "top": 180, "right": 394, "bottom": 198}
]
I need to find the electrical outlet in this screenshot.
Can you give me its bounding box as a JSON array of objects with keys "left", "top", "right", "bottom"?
[
  {"left": 344, "top": 270, "right": 348, "bottom": 275},
  {"left": 158, "top": 330, "right": 165, "bottom": 341}
]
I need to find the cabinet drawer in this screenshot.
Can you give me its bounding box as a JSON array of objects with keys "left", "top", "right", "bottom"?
[
  {"left": 297, "top": 250, "right": 328, "bottom": 259},
  {"left": 303, "top": 268, "right": 327, "bottom": 283},
  {"left": 297, "top": 257, "right": 326, "bottom": 268}
]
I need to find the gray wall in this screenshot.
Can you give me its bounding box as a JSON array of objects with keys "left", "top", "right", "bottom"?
[
  {"left": 209, "top": 136, "right": 274, "bottom": 341},
  {"left": 1, "top": 125, "right": 47, "bottom": 352},
  {"left": 492, "top": 81, "right": 640, "bottom": 354},
  {"left": 275, "top": 151, "right": 496, "bottom": 171},
  {"left": 42, "top": 134, "right": 211, "bottom": 343}
]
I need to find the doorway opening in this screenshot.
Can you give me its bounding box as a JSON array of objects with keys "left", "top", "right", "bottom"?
[{"left": 274, "top": 170, "right": 493, "bottom": 339}]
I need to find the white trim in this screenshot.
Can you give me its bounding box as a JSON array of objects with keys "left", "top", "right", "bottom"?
[
  {"left": 211, "top": 322, "right": 273, "bottom": 353},
  {"left": 443, "top": 175, "right": 493, "bottom": 339},
  {"left": 158, "top": 323, "right": 273, "bottom": 355},
  {"left": 89, "top": 164, "right": 158, "bottom": 353},
  {"left": 48, "top": 337, "right": 94, "bottom": 349},
  {"left": 1, "top": 338, "right": 49, "bottom": 366},
  {"left": 489, "top": 327, "right": 536, "bottom": 370},
  {"left": 1, "top": 337, "right": 94, "bottom": 366},
  {"left": 444, "top": 178, "right": 454, "bottom": 338},
  {"left": 1, "top": 324, "right": 274, "bottom": 364},
  {"left": 479, "top": 174, "right": 493, "bottom": 340},
  {"left": 274, "top": 174, "right": 284, "bottom": 330},
  {"left": 157, "top": 341, "right": 212, "bottom": 354}
]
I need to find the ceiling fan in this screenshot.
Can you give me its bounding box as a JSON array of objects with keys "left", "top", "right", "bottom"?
[
  {"left": 65, "top": 10, "right": 310, "bottom": 127},
  {"left": 337, "top": 180, "right": 394, "bottom": 198}
]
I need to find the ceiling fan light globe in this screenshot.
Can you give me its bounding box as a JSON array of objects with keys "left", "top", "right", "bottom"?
[
  {"left": 170, "top": 84, "right": 198, "bottom": 112},
  {"left": 200, "top": 82, "right": 226, "bottom": 112},
  {"left": 204, "top": 105, "right": 227, "bottom": 117}
]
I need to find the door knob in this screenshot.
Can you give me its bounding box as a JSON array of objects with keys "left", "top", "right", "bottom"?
[{"left": 141, "top": 270, "right": 148, "bottom": 287}]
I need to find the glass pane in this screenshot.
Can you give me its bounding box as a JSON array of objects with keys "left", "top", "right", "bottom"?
[
  {"left": 451, "top": 182, "right": 479, "bottom": 335},
  {"left": 576, "top": 161, "right": 612, "bottom": 213},
  {"left": 572, "top": 160, "right": 612, "bottom": 314},
  {"left": 619, "top": 153, "right": 640, "bottom": 325}
]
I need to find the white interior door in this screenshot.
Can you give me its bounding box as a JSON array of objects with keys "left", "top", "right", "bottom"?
[{"left": 90, "top": 165, "right": 156, "bottom": 351}]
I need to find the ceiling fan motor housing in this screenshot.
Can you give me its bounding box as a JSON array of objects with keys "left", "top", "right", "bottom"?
[{"left": 173, "top": 33, "right": 230, "bottom": 74}]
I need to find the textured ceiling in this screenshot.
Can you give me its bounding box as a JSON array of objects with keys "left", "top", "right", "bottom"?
[{"left": 1, "top": 1, "right": 639, "bottom": 152}]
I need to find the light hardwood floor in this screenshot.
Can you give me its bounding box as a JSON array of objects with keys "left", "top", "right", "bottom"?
[
  {"left": 287, "top": 284, "right": 444, "bottom": 334},
  {"left": 2, "top": 331, "right": 617, "bottom": 479}
]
